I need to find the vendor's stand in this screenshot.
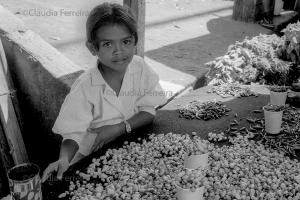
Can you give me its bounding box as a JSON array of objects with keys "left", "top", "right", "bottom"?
[{"left": 42, "top": 84, "right": 300, "bottom": 199}]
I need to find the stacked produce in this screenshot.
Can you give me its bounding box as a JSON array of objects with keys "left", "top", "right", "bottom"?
[
  {"left": 279, "top": 21, "right": 300, "bottom": 63},
  {"left": 208, "top": 105, "right": 300, "bottom": 157},
  {"left": 277, "top": 21, "right": 300, "bottom": 83},
  {"left": 268, "top": 85, "right": 289, "bottom": 92},
  {"left": 175, "top": 168, "right": 205, "bottom": 191},
  {"left": 263, "top": 104, "right": 285, "bottom": 112},
  {"left": 207, "top": 83, "right": 257, "bottom": 98},
  {"left": 205, "top": 34, "right": 293, "bottom": 86},
  {"left": 59, "top": 133, "right": 207, "bottom": 200},
  {"left": 59, "top": 133, "right": 300, "bottom": 200},
  {"left": 207, "top": 131, "right": 228, "bottom": 142},
  {"left": 205, "top": 45, "right": 257, "bottom": 85},
  {"left": 178, "top": 100, "right": 231, "bottom": 120},
  {"left": 205, "top": 135, "right": 300, "bottom": 199},
  {"left": 186, "top": 136, "right": 209, "bottom": 156},
  {"left": 263, "top": 105, "right": 300, "bottom": 157}
]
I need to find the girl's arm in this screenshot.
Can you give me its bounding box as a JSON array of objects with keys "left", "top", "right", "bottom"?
[
  {"left": 90, "top": 111, "right": 154, "bottom": 151},
  {"left": 126, "top": 111, "right": 155, "bottom": 131},
  {"left": 59, "top": 139, "right": 79, "bottom": 162},
  {"left": 42, "top": 139, "right": 79, "bottom": 182}
]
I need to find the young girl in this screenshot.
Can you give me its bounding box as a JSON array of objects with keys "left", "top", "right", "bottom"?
[{"left": 42, "top": 3, "right": 167, "bottom": 182}]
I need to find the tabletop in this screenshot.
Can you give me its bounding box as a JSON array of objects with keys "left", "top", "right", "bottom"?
[{"left": 42, "top": 84, "right": 300, "bottom": 199}]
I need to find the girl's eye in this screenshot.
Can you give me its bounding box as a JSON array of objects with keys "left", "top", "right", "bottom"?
[
  {"left": 102, "top": 42, "right": 112, "bottom": 48},
  {"left": 123, "top": 39, "right": 133, "bottom": 45}
]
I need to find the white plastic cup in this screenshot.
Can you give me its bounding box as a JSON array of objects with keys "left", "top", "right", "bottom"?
[
  {"left": 270, "top": 91, "right": 287, "bottom": 105},
  {"left": 184, "top": 153, "right": 208, "bottom": 170},
  {"left": 176, "top": 186, "right": 204, "bottom": 200},
  {"left": 263, "top": 107, "right": 283, "bottom": 134}
]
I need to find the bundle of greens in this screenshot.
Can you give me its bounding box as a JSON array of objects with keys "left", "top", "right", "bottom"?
[
  {"left": 205, "top": 34, "right": 294, "bottom": 86},
  {"left": 279, "top": 21, "right": 300, "bottom": 63}
]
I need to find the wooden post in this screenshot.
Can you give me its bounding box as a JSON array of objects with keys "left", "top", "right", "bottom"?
[
  {"left": 232, "top": 0, "right": 257, "bottom": 22},
  {"left": 0, "top": 39, "right": 29, "bottom": 165},
  {"left": 123, "top": 0, "right": 145, "bottom": 57},
  {"left": 295, "top": 0, "right": 300, "bottom": 11}
]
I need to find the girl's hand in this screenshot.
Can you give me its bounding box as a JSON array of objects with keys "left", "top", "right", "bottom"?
[
  {"left": 42, "top": 157, "right": 69, "bottom": 182},
  {"left": 89, "top": 124, "right": 124, "bottom": 152}
]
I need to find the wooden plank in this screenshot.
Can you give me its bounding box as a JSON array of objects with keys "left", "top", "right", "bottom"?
[
  {"left": 232, "top": 0, "right": 257, "bottom": 22},
  {"left": 0, "top": 123, "right": 11, "bottom": 197},
  {"left": 123, "top": 0, "right": 145, "bottom": 57},
  {"left": 0, "top": 39, "right": 29, "bottom": 165}
]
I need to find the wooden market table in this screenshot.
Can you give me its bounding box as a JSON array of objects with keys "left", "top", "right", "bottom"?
[{"left": 42, "top": 85, "right": 300, "bottom": 199}]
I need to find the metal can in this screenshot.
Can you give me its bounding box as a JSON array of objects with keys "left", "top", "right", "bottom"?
[{"left": 7, "top": 163, "right": 42, "bottom": 200}]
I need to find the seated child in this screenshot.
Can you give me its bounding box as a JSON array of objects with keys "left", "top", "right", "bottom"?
[{"left": 42, "top": 2, "right": 167, "bottom": 182}]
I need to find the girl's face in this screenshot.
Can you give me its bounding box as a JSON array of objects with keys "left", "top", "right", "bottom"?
[{"left": 94, "top": 24, "right": 136, "bottom": 73}]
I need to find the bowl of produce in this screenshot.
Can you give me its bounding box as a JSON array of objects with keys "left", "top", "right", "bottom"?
[
  {"left": 263, "top": 104, "right": 285, "bottom": 134},
  {"left": 175, "top": 169, "right": 205, "bottom": 200},
  {"left": 268, "top": 85, "right": 288, "bottom": 105},
  {"left": 184, "top": 140, "right": 209, "bottom": 170}
]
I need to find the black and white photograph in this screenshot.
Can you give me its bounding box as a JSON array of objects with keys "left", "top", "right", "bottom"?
[{"left": 0, "top": 0, "right": 299, "bottom": 199}]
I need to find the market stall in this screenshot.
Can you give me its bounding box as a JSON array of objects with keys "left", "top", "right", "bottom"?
[
  {"left": 42, "top": 84, "right": 300, "bottom": 200},
  {"left": 41, "top": 15, "right": 300, "bottom": 200}
]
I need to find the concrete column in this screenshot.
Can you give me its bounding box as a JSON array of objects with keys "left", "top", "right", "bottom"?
[{"left": 123, "top": 0, "right": 145, "bottom": 57}]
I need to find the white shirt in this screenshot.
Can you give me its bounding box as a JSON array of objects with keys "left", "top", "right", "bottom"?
[{"left": 52, "top": 55, "right": 167, "bottom": 156}]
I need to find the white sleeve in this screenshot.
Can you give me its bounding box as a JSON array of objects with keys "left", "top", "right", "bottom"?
[
  {"left": 136, "top": 61, "right": 168, "bottom": 116},
  {"left": 52, "top": 82, "right": 93, "bottom": 146}
]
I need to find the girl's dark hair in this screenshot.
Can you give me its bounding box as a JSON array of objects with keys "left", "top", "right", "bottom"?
[{"left": 86, "top": 3, "right": 138, "bottom": 49}]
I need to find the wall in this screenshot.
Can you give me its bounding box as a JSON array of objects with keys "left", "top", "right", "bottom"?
[{"left": 0, "top": 5, "right": 83, "bottom": 171}]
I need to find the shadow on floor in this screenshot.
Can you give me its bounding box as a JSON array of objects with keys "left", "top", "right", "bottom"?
[
  {"left": 145, "top": 15, "right": 271, "bottom": 89},
  {"left": 51, "top": 5, "right": 233, "bottom": 49}
]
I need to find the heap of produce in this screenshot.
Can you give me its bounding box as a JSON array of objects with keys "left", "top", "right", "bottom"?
[
  {"left": 263, "top": 104, "right": 285, "bottom": 112},
  {"left": 178, "top": 100, "right": 231, "bottom": 120},
  {"left": 262, "top": 105, "right": 300, "bottom": 157},
  {"left": 206, "top": 135, "right": 300, "bottom": 199},
  {"left": 59, "top": 133, "right": 207, "bottom": 200},
  {"left": 175, "top": 168, "right": 205, "bottom": 191},
  {"left": 59, "top": 132, "right": 300, "bottom": 200},
  {"left": 278, "top": 21, "right": 300, "bottom": 64},
  {"left": 207, "top": 131, "right": 228, "bottom": 142},
  {"left": 205, "top": 33, "right": 294, "bottom": 86},
  {"left": 207, "top": 83, "right": 257, "bottom": 98},
  {"left": 268, "top": 85, "right": 289, "bottom": 92},
  {"left": 208, "top": 105, "right": 300, "bottom": 158}
]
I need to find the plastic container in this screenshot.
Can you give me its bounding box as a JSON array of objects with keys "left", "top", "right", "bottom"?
[
  {"left": 8, "top": 163, "right": 42, "bottom": 200},
  {"left": 263, "top": 106, "right": 283, "bottom": 134},
  {"left": 270, "top": 91, "right": 287, "bottom": 105},
  {"left": 176, "top": 186, "right": 204, "bottom": 200},
  {"left": 184, "top": 153, "right": 208, "bottom": 170}
]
